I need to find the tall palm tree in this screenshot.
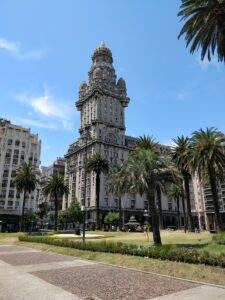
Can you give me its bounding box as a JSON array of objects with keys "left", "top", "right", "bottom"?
[
  {"left": 168, "top": 184, "right": 183, "bottom": 230},
  {"left": 43, "top": 174, "right": 69, "bottom": 231},
  {"left": 108, "top": 165, "right": 127, "bottom": 230},
  {"left": 136, "top": 135, "right": 159, "bottom": 151},
  {"left": 190, "top": 127, "right": 225, "bottom": 232},
  {"left": 178, "top": 0, "right": 225, "bottom": 62},
  {"left": 172, "top": 135, "right": 194, "bottom": 231},
  {"left": 86, "top": 153, "right": 109, "bottom": 230},
  {"left": 136, "top": 136, "right": 164, "bottom": 229},
  {"left": 14, "top": 162, "right": 38, "bottom": 231},
  {"left": 113, "top": 149, "right": 175, "bottom": 246}
]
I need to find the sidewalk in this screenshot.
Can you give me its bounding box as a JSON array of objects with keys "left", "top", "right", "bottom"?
[{"left": 0, "top": 244, "right": 225, "bottom": 300}]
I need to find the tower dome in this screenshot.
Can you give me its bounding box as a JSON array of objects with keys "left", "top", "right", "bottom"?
[{"left": 92, "top": 41, "right": 113, "bottom": 64}]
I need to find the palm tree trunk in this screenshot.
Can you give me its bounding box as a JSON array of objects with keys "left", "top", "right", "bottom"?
[
  {"left": 176, "top": 197, "right": 180, "bottom": 229},
  {"left": 183, "top": 175, "right": 194, "bottom": 231},
  {"left": 156, "top": 187, "right": 164, "bottom": 229},
  {"left": 208, "top": 165, "right": 222, "bottom": 232},
  {"left": 181, "top": 192, "right": 187, "bottom": 233},
  {"left": 96, "top": 172, "right": 100, "bottom": 230},
  {"left": 118, "top": 196, "right": 122, "bottom": 230},
  {"left": 20, "top": 189, "right": 27, "bottom": 231},
  {"left": 54, "top": 193, "right": 58, "bottom": 231},
  {"left": 148, "top": 191, "right": 162, "bottom": 246}
]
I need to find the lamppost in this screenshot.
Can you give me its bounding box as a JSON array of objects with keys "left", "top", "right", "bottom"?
[{"left": 82, "top": 130, "right": 92, "bottom": 243}]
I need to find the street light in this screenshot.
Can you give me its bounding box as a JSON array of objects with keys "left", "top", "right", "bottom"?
[{"left": 82, "top": 129, "right": 92, "bottom": 243}]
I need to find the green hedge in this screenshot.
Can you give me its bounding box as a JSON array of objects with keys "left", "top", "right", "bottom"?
[
  {"left": 212, "top": 232, "right": 225, "bottom": 245},
  {"left": 19, "top": 235, "right": 225, "bottom": 268}
]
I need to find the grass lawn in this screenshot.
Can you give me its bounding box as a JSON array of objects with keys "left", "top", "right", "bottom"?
[
  {"left": 1, "top": 231, "right": 225, "bottom": 286},
  {"left": 54, "top": 230, "right": 225, "bottom": 255}
]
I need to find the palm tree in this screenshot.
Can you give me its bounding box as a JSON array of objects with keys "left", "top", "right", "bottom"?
[
  {"left": 168, "top": 184, "right": 183, "bottom": 230},
  {"left": 136, "top": 136, "right": 164, "bottom": 229},
  {"left": 108, "top": 165, "right": 127, "bottom": 230},
  {"left": 172, "top": 135, "right": 194, "bottom": 231},
  {"left": 136, "top": 135, "right": 159, "bottom": 151},
  {"left": 86, "top": 153, "right": 109, "bottom": 230},
  {"left": 178, "top": 0, "right": 225, "bottom": 62},
  {"left": 43, "top": 174, "right": 69, "bottom": 231},
  {"left": 14, "top": 162, "right": 38, "bottom": 231},
  {"left": 113, "top": 149, "right": 175, "bottom": 246},
  {"left": 190, "top": 127, "right": 225, "bottom": 232}
]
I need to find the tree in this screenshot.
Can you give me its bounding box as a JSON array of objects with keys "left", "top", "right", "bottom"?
[
  {"left": 104, "top": 211, "right": 120, "bottom": 228},
  {"left": 172, "top": 135, "right": 194, "bottom": 231},
  {"left": 113, "top": 149, "right": 175, "bottom": 246},
  {"left": 178, "top": 0, "right": 225, "bottom": 62},
  {"left": 190, "top": 127, "right": 225, "bottom": 232},
  {"left": 68, "top": 200, "right": 83, "bottom": 225},
  {"left": 86, "top": 153, "right": 109, "bottom": 230},
  {"left": 136, "top": 136, "right": 164, "bottom": 229},
  {"left": 136, "top": 135, "right": 159, "bottom": 151},
  {"left": 168, "top": 184, "right": 183, "bottom": 230},
  {"left": 14, "top": 162, "right": 38, "bottom": 231},
  {"left": 43, "top": 174, "right": 69, "bottom": 231},
  {"left": 23, "top": 211, "right": 38, "bottom": 231},
  {"left": 38, "top": 202, "right": 52, "bottom": 220},
  {"left": 108, "top": 166, "right": 126, "bottom": 230}
]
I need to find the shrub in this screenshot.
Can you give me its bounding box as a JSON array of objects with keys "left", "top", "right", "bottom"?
[
  {"left": 212, "top": 232, "right": 225, "bottom": 245},
  {"left": 18, "top": 235, "right": 225, "bottom": 268}
]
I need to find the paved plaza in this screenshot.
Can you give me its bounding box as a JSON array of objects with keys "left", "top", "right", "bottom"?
[{"left": 0, "top": 244, "right": 225, "bottom": 299}]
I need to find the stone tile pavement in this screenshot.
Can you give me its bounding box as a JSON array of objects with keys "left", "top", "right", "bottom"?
[{"left": 0, "top": 244, "right": 225, "bottom": 300}]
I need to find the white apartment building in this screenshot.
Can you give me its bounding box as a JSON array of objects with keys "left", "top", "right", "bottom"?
[{"left": 0, "top": 119, "right": 41, "bottom": 230}]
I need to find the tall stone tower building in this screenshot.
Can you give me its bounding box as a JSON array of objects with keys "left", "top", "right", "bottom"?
[
  {"left": 63, "top": 43, "right": 184, "bottom": 228},
  {"left": 63, "top": 42, "right": 135, "bottom": 224}
]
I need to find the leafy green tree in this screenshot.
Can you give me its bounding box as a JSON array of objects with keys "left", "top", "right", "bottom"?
[
  {"left": 68, "top": 200, "right": 83, "bottom": 224},
  {"left": 23, "top": 211, "right": 38, "bottom": 231},
  {"left": 43, "top": 174, "right": 69, "bottom": 231},
  {"left": 57, "top": 211, "right": 68, "bottom": 230},
  {"left": 87, "top": 153, "right": 109, "bottom": 230},
  {"left": 178, "top": 0, "right": 225, "bottom": 62},
  {"left": 104, "top": 211, "right": 120, "bottom": 227},
  {"left": 190, "top": 127, "right": 225, "bottom": 232},
  {"left": 113, "top": 149, "right": 175, "bottom": 246},
  {"left": 14, "top": 162, "right": 38, "bottom": 231},
  {"left": 172, "top": 135, "right": 194, "bottom": 231},
  {"left": 38, "top": 202, "right": 52, "bottom": 220}
]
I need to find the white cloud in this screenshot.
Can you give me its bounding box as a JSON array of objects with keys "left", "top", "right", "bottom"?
[
  {"left": 196, "top": 56, "right": 220, "bottom": 71},
  {"left": 13, "top": 88, "right": 75, "bottom": 131},
  {"left": 0, "top": 37, "right": 46, "bottom": 60},
  {"left": 16, "top": 118, "right": 58, "bottom": 130}
]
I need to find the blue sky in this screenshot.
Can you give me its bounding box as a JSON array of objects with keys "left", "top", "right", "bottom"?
[{"left": 1, "top": 1, "right": 224, "bottom": 166}]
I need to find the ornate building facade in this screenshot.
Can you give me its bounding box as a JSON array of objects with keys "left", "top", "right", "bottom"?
[{"left": 63, "top": 43, "right": 185, "bottom": 228}]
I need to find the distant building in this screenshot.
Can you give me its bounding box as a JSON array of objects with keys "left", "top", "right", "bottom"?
[
  {"left": 0, "top": 118, "right": 41, "bottom": 230},
  {"left": 38, "top": 157, "right": 65, "bottom": 210}
]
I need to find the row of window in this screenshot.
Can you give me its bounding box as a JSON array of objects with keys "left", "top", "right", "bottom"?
[{"left": 7, "top": 139, "right": 26, "bottom": 147}]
